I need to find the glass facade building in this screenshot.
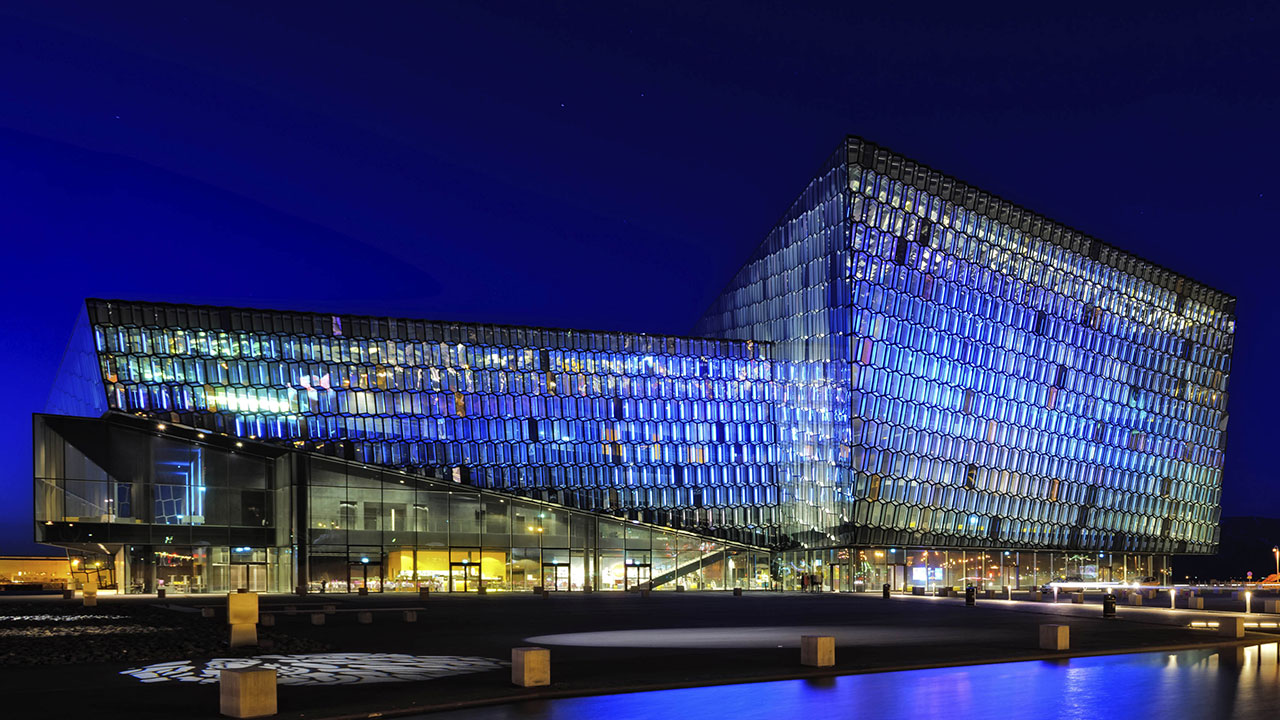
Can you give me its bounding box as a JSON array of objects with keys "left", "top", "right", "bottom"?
[
  {"left": 695, "top": 137, "right": 1233, "bottom": 588},
  {"left": 35, "top": 135, "right": 1233, "bottom": 594}
]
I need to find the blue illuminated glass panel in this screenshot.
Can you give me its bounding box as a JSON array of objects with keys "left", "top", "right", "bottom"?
[
  {"left": 696, "top": 137, "right": 1232, "bottom": 555},
  {"left": 84, "top": 301, "right": 780, "bottom": 544}
]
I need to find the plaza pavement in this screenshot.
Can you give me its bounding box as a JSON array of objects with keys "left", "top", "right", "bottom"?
[{"left": 2, "top": 589, "right": 1276, "bottom": 719}]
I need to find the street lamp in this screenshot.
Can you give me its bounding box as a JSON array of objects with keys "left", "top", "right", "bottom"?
[{"left": 1272, "top": 546, "right": 1278, "bottom": 580}]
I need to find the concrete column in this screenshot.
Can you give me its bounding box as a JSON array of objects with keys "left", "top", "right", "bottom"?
[
  {"left": 512, "top": 647, "right": 550, "bottom": 687},
  {"left": 219, "top": 667, "right": 276, "bottom": 719},
  {"left": 1039, "top": 624, "right": 1069, "bottom": 651},
  {"left": 1218, "top": 617, "right": 1245, "bottom": 638},
  {"left": 801, "top": 635, "right": 835, "bottom": 667}
]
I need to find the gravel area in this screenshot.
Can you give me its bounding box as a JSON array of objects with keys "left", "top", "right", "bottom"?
[{"left": 0, "top": 602, "right": 327, "bottom": 666}]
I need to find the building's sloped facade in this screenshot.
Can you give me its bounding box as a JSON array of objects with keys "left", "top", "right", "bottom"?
[
  {"left": 695, "top": 137, "right": 1233, "bottom": 561},
  {"left": 58, "top": 300, "right": 781, "bottom": 544}
]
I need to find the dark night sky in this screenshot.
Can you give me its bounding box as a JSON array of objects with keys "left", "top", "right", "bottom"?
[{"left": 1, "top": 2, "right": 1275, "bottom": 554}]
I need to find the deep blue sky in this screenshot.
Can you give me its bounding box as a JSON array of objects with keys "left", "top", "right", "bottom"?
[{"left": 1, "top": 2, "right": 1275, "bottom": 554}]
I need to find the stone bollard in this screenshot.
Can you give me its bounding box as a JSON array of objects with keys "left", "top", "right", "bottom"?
[
  {"left": 1186, "top": 597, "right": 1205, "bottom": 609},
  {"left": 259, "top": 614, "right": 275, "bottom": 627},
  {"left": 403, "top": 610, "right": 418, "bottom": 623},
  {"left": 323, "top": 604, "right": 336, "bottom": 615},
  {"left": 310, "top": 613, "right": 325, "bottom": 626},
  {"left": 357, "top": 611, "right": 373, "bottom": 624},
  {"left": 733, "top": 587, "right": 743, "bottom": 597},
  {"left": 219, "top": 667, "right": 276, "bottom": 719},
  {"left": 801, "top": 635, "right": 835, "bottom": 667},
  {"left": 1072, "top": 593, "right": 1084, "bottom": 604},
  {"left": 1039, "top": 624, "right": 1069, "bottom": 651},
  {"left": 228, "top": 592, "right": 259, "bottom": 648},
  {"left": 202, "top": 607, "right": 216, "bottom": 618},
  {"left": 1218, "top": 617, "right": 1245, "bottom": 638},
  {"left": 512, "top": 647, "right": 550, "bottom": 687}
]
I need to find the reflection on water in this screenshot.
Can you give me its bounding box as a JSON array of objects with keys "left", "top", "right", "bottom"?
[{"left": 430, "top": 644, "right": 1280, "bottom": 720}]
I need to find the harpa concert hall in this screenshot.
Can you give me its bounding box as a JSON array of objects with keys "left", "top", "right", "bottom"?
[{"left": 34, "top": 137, "right": 1234, "bottom": 595}]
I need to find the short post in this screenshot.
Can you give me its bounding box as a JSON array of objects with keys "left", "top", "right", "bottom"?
[
  {"left": 402, "top": 610, "right": 418, "bottom": 623},
  {"left": 1039, "top": 624, "right": 1069, "bottom": 651},
  {"left": 1103, "top": 593, "right": 1117, "bottom": 618},
  {"left": 1005, "top": 585, "right": 1012, "bottom": 600},
  {"left": 228, "top": 592, "right": 259, "bottom": 648},
  {"left": 1245, "top": 592, "right": 1252, "bottom": 614},
  {"left": 219, "top": 667, "right": 276, "bottom": 718},
  {"left": 801, "top": 635, "right": 835, "bottom": 667},
  {"left": 512, "top": 647, "right": 550, "bottom": 687},
  {"left": 1218, "top": 616, "right": 1245, "bottom": 638},
  {"left": 1170, "top": 589, "right": 1177, "bottom": 610},
  {"left": 357, "top": 611, "right": 373, "bottom": 624},
  {"left": 1053, "top": 586, "right": 1059, "bottom": 603}
]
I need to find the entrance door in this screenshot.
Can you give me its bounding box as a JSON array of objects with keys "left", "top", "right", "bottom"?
[
  {"left": 450, "top": 562, "right": 480, "bottom": 592},
  {"left": 348, "top": 559, "right": 382, "bottom": 593},
  {"left": 892, "top": 564, "right": 907, "bottom": 592},
  {"left": 541, "top": 563, "right": 569, "bottom": 591},
  {"left": 230, "top": 564, "right": 268, "bottom": 592},
  {"left": 624, "top": 563, "right": 651, "bottom": 591}
]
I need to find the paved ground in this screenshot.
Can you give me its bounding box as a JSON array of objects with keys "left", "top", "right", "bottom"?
[{"left": 3, "top": 589, "right": 1277, "bottom": 719}]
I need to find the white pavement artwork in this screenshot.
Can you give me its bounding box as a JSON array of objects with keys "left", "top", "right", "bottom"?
[{"left": 120, "top": 653, "right": 507, "bottom": 685}]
